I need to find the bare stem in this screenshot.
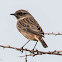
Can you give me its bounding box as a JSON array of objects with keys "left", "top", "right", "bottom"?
[
  {"left": 44, "top": 32, "right": 62, "bottom": 35},
  {"left": 0, "top": 45, "right": 62, "bottom": 56}
]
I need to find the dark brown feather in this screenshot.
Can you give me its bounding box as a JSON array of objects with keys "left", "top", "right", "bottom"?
[
  {"left": 18, "top": 16, "right": 44, "bottom": 36},
  {"left": 39, "top": 37, "right": 48, "bottom": 48}
]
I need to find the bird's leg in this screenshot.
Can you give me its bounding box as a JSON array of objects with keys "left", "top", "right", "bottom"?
[
  {"left": 22, "top": 40, "right": 30, "bottom": 48},
  {"left": 33, "top": 41, "right": 38, "bottom": 51},
  {"left": 20, "top": 40, "right": 30, "bottom": 52}
]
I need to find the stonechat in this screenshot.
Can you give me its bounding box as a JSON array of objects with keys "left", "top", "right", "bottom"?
[{"left": 10, "top": 10, "right": 48, "bottom": 48}]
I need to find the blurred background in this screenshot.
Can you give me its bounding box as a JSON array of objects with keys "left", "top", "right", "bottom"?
[{"left": 0, "top": 0, "right": 62, "bottom": 62}]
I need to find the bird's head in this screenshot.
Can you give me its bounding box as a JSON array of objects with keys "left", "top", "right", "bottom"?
[{"left": 10, "top": 10, "right": 30, "bottom": 19}]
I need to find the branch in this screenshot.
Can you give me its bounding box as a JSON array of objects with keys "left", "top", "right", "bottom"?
[
  {"left": 25, "top": 55, "right": 27, "bottom": 62},
  {"left": 0, "top": 45, "right": 62, "bottom": 56},
  {"left": 44, "top": 32, "right": 62, "bottom": 35}
]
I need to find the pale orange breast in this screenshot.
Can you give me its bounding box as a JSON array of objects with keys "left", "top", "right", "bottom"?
[{"left": 17, "top": 23, "right": 38, "bottom": 40}]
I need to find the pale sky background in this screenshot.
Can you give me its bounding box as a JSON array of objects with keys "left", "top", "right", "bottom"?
[{"left": 0, "top": 0, "right": 62, "bottom": 62}]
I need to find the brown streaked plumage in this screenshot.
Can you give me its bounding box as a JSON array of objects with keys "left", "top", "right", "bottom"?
[{"left": 10, "top": 10, "right": 48, "bottom": 48}]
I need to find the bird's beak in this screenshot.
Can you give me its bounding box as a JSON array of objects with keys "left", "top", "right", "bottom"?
[{"left": 10, "top": 14, "right": 15, "bottom": 15}]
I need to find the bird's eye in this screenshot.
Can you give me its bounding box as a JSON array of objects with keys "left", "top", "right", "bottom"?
[
  {"left": 17, "top": 12, "right": 23, "bottom": 15},
  {"left": 17, "top": 12, "right": 27, "bottom": 15}
]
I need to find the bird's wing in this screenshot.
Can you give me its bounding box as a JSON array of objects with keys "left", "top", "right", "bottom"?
[{"left": 18, "top": 15, "right": 44, "bottom": 36}]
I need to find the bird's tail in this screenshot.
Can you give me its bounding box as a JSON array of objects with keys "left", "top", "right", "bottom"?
[{"left": 39, "top": 38, "right": 48, "bottom": 48}]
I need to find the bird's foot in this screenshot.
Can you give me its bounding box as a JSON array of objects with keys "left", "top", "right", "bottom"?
[
  {"left": 31, "top": 48, "right": 35, "bottom": 54},
  {"left": 20, "top": 47, "right": 24, "bottom": 53}
]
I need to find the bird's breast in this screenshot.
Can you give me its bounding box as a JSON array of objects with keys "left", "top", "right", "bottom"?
[{"left": 16, "top": 21, "right": 38, "bottom": 41}]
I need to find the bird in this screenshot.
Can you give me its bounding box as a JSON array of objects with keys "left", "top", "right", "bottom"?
[{"left": 10, "top": 10, "right": 48, "bottom": 48}]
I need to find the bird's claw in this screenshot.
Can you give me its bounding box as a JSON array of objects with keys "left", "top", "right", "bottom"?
[{"left": 20, "top": 47, "right": 23, "bottom": 53}]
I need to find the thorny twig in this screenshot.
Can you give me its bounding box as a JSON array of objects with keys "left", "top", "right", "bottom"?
[
  {"left": 44, "top": 32, "right": 62, "bottom": 35},
  {"left": 0, "top": 45, "right": 62, "bottom": 56}
]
